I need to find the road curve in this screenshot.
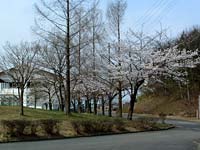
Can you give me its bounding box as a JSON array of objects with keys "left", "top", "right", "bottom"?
[{"left": 0, "top": 119, "right": 200, "bottom": 150}]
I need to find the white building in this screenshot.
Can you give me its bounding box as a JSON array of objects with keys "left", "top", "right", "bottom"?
[{"left": 0, "top": 70, "right": 59, "bottom": 110}]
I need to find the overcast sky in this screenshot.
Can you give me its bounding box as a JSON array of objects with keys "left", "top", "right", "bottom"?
[{"left": 0, "top": 0, "right": 199, "bottom": 51}]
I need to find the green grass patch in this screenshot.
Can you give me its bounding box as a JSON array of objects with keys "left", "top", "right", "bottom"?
[{"left": 0, "top": 106, "right": 113, "bottom": 121}]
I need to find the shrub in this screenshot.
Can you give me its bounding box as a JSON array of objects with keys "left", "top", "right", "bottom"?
[
  {"left": 39, "top": 119, "right": 60, "bottom": 136},
  {"left": 132, "top": 117, "right": 158, "bottom": 130},
  {"left": 30, "top": 122, "right": 37, "bottom": 136},
  {"left": 71, "top": 119, "right": 114, "bottom": 135},
  {"left": 0, "top": 119, "right": 60, "bottom": 138},
  {"left": 113, "top": 119, "right": 126, "bottom": 131},
  {"left": 1, "top": 120, "right": 31, "bottom": 137}
]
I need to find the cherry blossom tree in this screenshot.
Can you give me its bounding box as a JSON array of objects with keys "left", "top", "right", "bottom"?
[
  {"left": 107, "top": 0, "right": 127, "bottom": 117},
  {"left": 121, "top": 30, "right": 200, "bottom": 120}
]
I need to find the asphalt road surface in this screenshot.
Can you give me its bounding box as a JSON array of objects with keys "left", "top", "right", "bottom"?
[{"left": 0, "top": 119, "right": 200, "bottom": 150}]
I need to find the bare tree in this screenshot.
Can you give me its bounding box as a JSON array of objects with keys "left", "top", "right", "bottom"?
[
  {"left": 38, "top": 37, "right": 66, "bottom": 111},
  {"left": 34, "top": 0, "right": 98, "bottom": 115},
  {"left": 90, "top": 0, "right": 104, "bottom": 115},
  {"left": 28, "top": 80, "right": 44, "bottom": 109},
  {"left": 0, "top": 42, "right": 39, "bottom": 116},
  {"left": 71, "top": 6, "right": 91, "bottom": 113}
]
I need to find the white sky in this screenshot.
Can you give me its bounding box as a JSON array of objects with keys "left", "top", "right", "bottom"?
[{"left": 0, "top": 0, "right": 199, "bottom": 52}]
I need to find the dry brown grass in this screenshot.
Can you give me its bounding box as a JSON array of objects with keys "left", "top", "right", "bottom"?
[{"left": 133, "top": 95, "right": 190, "bottom": 116}]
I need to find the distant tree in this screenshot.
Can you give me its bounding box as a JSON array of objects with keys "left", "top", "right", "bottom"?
[
  {"left": 175, "top": 27, "right": 200, "bottom": 111},
  {"left": 96, "top": 43, "right": 123, "bottom": 117},
  {"left": 38, "top": 38, "right": 66, "bottom": 111},
  {"left": 89, "top": 1, "right": 105, "bottom": 115},
  {"left": 151, "top": 27, "right": 200, "bottom": 114},
  {"left": 0, "top": 42, "right": 39, "bottom": 116},
  {"left": 28, "top": 80, "right": 44, "bottom": 109}
]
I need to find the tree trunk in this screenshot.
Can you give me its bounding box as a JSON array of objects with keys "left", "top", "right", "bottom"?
[
  {"left": 118, "top": 81, "right": 122, "bottom": 117},
  {"left": 49, "top": 102, "right": 52, "bottom": 111},
  {"left": 49, "top": 93, "right": 52, "bottom": 111},
  {"left": 59, "top": 82, "right": 64, "bottom": 111},
  {"left": 93, "top": 96, "right": 97, "bottom": 115},
  {"left": 102, "top": 96, "right": 105, "bottom": 116},
  {"left": 127, "top": 79, "right": 145, "bottom": 120},
  {"left": 73, "top": 98, "right": 76, "bottom": 112},
  {"left": 89, "top": 99, "right": 92, "bottom": 113},
  {"left": 187, "top": 83, "right": 190, "bottom": 102},
  {"left": 56, "top": 93, "right": 61, "bottom": 111},
  {"left": 178, "top": 82, "right": 183, "bottom": 99},
  {"left": 127, "top": 93, "right": 136, "bottom": 120},
  {"left": 78, "top": 94, "right": 81, "bottom": 113},
  {"left": 65, "top": 0, "right": 71, "bottom": 115},
  {"left": 86, "top": 97, "right": 88, "bottom": 113},
  {"left": 34, "top": 96, "right": 37, "bottom": 109},
  {"left": 86, "top": 95, "right": 90, "bottom": 113},
  {"left": 20, "top": 88, "right": 24, "bottom": 116},
  {"left": 53, "top": 83, "right": 61, "bottom": 111},
  {"left": 108, "top": 96, "right": 112, "bottom": 117},
  {"left": 84, "top": 99, "right": 87, "bottom": 113}
]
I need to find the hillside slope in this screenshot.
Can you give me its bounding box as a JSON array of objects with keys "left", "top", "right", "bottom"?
[{"left": 134, "top": 94, "right": 197, "bottom": 117}]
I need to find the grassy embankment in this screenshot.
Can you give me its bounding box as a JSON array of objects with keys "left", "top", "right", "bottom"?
[
  {"left": 133, "top": 95, "right": 195, "bottom": 117},
  {"left": 0, "top": 106, "right": 173, "bottom": 142}
]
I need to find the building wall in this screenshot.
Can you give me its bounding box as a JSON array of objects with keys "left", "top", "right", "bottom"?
[
  {"left": 0, "top": 71, "right": 59, "bottom": 109},
  {"left": 0, "top": 82, "right": 30, "bottom": 106}
]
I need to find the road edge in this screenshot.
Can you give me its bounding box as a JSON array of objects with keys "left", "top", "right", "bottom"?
[{"left": 0, "top": 125, "right": 175, "bottom": 144}]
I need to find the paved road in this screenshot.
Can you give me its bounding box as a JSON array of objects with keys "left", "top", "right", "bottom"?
[{"left": 0, "top": 119, "right": 200, "bottom": 150}]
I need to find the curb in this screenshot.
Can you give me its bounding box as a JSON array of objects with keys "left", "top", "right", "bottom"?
[
  {"left": 0, "top": 126, "right": 175, "bottom": 144},
  {"left": 134, "top": 113, "right": 200, "bottom": 123}
]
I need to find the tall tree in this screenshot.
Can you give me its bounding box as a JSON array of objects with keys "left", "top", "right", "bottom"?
[
  {"left": 90, "top": 0, "right": 104, "bottom": 115},
  {"left": 34, "top": 0, "right": 96, "bottom": 115},
  {"left": 107, "top": 0, "right": 127, "bottom": 117}
]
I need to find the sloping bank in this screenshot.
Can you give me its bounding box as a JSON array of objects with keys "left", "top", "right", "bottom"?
[{"left": 0, "top": 117, "right": 174, "bottom": 143}]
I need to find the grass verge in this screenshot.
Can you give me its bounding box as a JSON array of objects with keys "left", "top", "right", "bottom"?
[{"left": 0, "top": 106, "right": 174, "bottom": 143}]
